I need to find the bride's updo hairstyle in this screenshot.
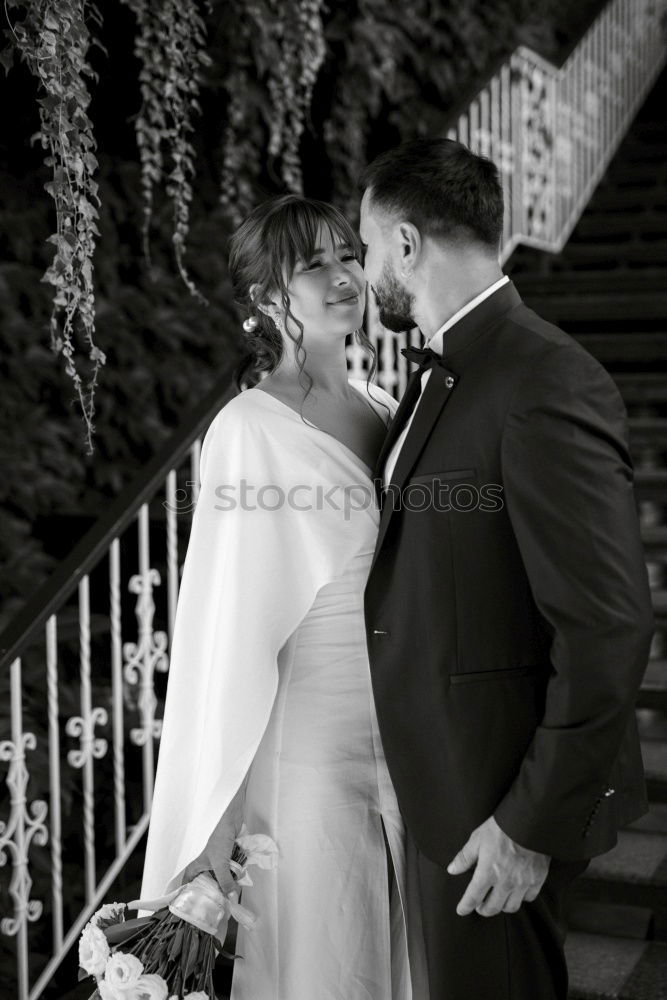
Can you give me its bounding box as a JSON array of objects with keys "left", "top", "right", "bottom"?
[{"left": 229, "top": 194, "right": 380, "bottom": 395}]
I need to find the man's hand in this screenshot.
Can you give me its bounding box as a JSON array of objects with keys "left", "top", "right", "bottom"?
[{"left": 447, "top": 816, "right": 550, "bottom": 917}]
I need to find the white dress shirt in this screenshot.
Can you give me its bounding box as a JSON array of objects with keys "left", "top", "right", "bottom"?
[{"left": 383, "top": 275, "right": 510, "bottom": 487}]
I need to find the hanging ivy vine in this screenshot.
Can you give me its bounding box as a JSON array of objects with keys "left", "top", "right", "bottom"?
[
  {"left": 5, "top": 0, "right": 105, "bottom": 454},
  {"left": 219, "top": 0, "right": 327, "bottom": 226},
  {"left": 120, "top": 0, "right": 212, "bottom": 304}
]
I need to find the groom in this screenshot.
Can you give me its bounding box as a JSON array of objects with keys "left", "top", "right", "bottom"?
[{"left": 360, "top": 138, "right": 654, "bottom": 999}]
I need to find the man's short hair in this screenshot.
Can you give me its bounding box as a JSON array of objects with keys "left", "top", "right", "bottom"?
[{"left": 360, "top": 138, "right": 504, "bottom": 250}]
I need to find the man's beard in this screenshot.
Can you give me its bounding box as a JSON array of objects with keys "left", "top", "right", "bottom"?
[{"left": 371, "top": 260, "right": 416, "bottom": 332}]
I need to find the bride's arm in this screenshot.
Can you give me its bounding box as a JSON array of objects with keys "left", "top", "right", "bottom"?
[{"left": 180, "top": 772, "right": 248, "bottom": 891}]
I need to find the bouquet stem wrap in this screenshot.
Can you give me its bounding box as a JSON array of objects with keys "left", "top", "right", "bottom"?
[{"left": 129, "top": 872, "right": 256, "bottom": 945}]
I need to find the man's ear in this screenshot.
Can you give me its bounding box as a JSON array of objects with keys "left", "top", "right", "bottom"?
[{"left": 396, "top": 222, "right": 421, "bottom": 275}]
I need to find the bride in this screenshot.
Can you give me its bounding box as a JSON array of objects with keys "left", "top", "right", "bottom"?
[{"left": 139, "top": 194, "right": 428, "bottom": 999}]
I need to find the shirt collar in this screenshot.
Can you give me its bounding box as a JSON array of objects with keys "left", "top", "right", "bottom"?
[{"left": 425, "top": 275, "right": 510, "bottom": 356}]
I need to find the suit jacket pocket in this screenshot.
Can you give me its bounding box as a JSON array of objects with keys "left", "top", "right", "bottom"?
[
  {"left": 410, "top": 468, "right": 476, "bottom": 485},
  {"left": 449, "top": 664, "right": 541, "bottom": 685}
]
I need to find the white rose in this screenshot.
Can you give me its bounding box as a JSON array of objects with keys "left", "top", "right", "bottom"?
[
  {"left": 134, "top": 974, "right": 169, "bottom": 1000},
  {"left": 104, "top": 951, "right": 144, "bottom": 989},
  {"left": 100, "top": 973, "right": 168, "bottom": 1000},
  {"left": 78, "top": 923, "right": 110, "bottom": 978},
  {"left": 99, "top": 982, "right": 127, "bottom": 1000}
]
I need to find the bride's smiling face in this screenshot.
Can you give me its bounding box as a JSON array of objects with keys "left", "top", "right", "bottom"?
[{"left": 276, "top": 227, "right": 366, "bottom": 344}]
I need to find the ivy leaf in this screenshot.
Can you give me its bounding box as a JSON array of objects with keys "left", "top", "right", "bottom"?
[
  {"left": 0, "top": 46, "right": 15, "bottom": 75},
  {"left": 38, "top": 94, "right": 61, "bottom": 113}
]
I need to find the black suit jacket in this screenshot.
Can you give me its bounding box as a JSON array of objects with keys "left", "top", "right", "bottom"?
[{"left": 365, "top": 280, "right": 654, "bottom": 863}]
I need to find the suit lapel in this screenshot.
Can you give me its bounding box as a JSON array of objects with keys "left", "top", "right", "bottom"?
[
  {"left": 372, "top": 368, "right": 424, "bottom": 504},
  {"left": 370, "top": 363, "right": 459, "bottom": 575},
  {"left": 375, "top": 369, "right": 424, "bottom": 471},
  {"left": 389, "top": 364, "right": 459, "bottom": 493}
]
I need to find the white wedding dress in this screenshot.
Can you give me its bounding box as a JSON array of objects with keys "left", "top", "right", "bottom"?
[{"left": 140, "top": 379, "right": 428, "bottom": 1000}]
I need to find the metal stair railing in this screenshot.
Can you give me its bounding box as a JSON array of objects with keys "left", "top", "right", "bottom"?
[
  {"left": 0, "top": 363, "right": 238, "bottom": 999},
  {"left": 1, "top": 0, "right": 666, "bottom": 996},
  {"left": 349, "top": 0, "right": 667, "bottom": 395}
]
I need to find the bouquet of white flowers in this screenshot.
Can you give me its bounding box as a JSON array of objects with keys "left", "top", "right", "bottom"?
[{"left": 77, "top": 826, "right": 278, "bottom": 1000}]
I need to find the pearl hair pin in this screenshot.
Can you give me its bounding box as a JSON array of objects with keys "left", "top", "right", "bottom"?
[{"left": 243, "top": 316, "right": 258, "bottom": 333}]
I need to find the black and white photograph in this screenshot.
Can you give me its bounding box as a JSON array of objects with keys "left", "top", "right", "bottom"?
[{"left": 0, "top": 1, "right": 666, "bottom": 998}]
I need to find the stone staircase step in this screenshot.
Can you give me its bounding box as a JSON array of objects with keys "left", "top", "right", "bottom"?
[
  {"left": 518, "top": 272, "right": 665, "bottom": 293},
  {"left": 628, "top": 418, "right": 667, "bottom": 448},
  {"left": 637, "top": 706, "right": 667, "bottom": 741},
  {"left": 566, "top": 933, "right": 667, "bottom": 999},
  {"left": 573, "top": 831, "right": 667, "bottom": 939},
  {"left": 573, "top": 333, "right": 666, "bottom": 365},
  {"left": 556, "top": 241, "right": 667, "bottom": 268},
  {"left": 585, "top": 187, "right": 667, "bottom": 211},
  {"left": 626, "top": 122, "right": 667, "bottom": 139},
  {"left": 629, "top": 802, "right": 667, "bottom": 835},
  {"left": 608, "top": 165, "right": 667, "bottom": 188},
  {"left": 619, "top": 125, "right": 667, "bottom": 141},
  {"left": 613, "top": 373, "right": 667, "bottom": 405},
  {"left": 637, "top": 660, "right": 667, "bottom": 711},
  {"left": 573, "top": 213, "right": 667, "bottom": 238},
  {"left": 576, "top": 205, "right": 667, "bottom": 225},
  {"left": 608, "top": 154, "right": 667, "bottom": 176},
  {"left": 614, "top": 138, "right": 667, "bottom": 163},
  {"left": 634, "top": 469, "right": 667, "bottom": 503},
  {"left": 522, "top": 291, "right": 667, "bottom": 323},
  {"left": 567, "top": 900, "right": 654, "bottom": 940},
  {"left": 529, "top": 272, "right": 667, "bottom": 299},
  {"left": 642, "top": 739, "right": 667, "bottom": 801},
  {"left": 641, "top": 526, "right": 667, "bottom": 553},
  {"left": 584, "top": 831, "right": 667, "bottom": 888},
  {"left": 652, "top": 588, "right": 667, "bottom": 618},
  {"left": 647, "top": 627, "right": 665, "bottom": 661}
]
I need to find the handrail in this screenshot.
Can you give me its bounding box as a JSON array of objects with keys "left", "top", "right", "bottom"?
[
  {"left": 0, "top": 357, "right": 239, "bottom": 673},
  {"left": 0, "top": 355, "right": 241, "bottom": 1000},
  {"left": 437, "top": 0, "right": 609, "bottom": 142}
]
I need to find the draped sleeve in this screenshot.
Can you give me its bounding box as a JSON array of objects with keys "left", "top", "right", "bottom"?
[{"left": 140, "top": 389, "right": 376, "bottom": 899}]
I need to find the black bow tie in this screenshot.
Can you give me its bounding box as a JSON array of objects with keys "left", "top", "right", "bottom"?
[{"left": 400, "top": 345, "right": 445, "bottom": 370}]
